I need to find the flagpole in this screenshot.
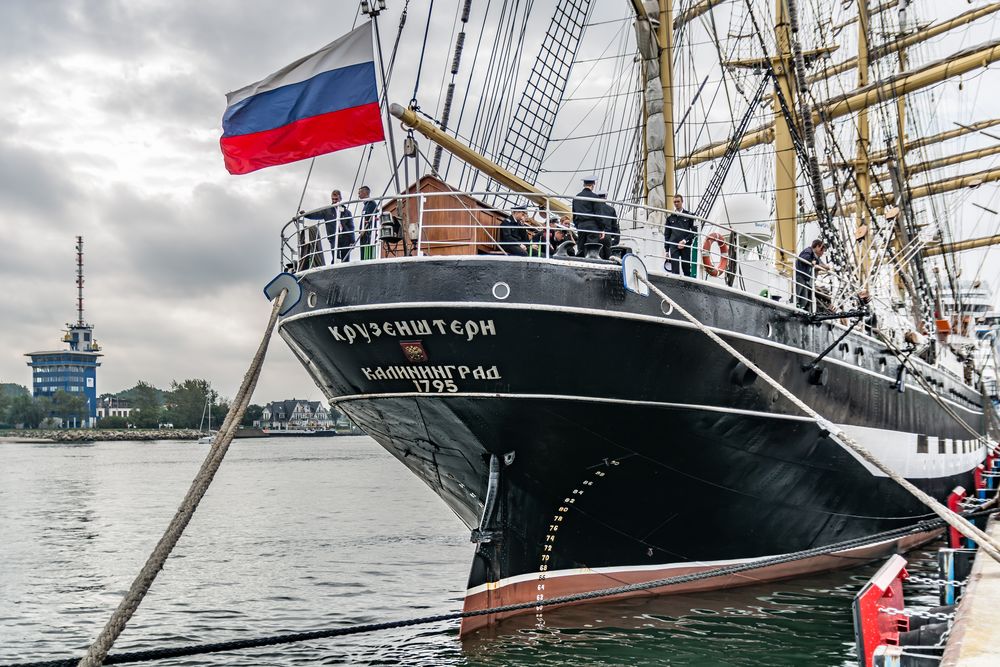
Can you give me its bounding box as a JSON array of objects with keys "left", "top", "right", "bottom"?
[{"left": 364, "top": 1, "right": 402, "bottom": 194}]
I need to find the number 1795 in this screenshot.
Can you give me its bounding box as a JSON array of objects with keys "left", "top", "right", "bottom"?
[{"left": 412, "top": 379, "right": 458, "bottom": 393}]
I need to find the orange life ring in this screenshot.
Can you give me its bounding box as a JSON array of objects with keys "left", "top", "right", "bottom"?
[{"left": 701, "top": 232, "right": 730, "bottom": 277}]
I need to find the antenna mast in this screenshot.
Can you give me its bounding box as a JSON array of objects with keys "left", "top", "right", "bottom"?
[{"left": 76, "top": 235, "right": 85, "bottom": 326}]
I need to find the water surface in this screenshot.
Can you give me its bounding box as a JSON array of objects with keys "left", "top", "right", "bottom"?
[{"left": 0, "top": 437, "right": 945, "bottom": 665}]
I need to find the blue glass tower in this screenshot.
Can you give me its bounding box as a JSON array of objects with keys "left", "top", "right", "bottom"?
[{"left": 25, "top": 237, "right": 103, "bottom": 427}]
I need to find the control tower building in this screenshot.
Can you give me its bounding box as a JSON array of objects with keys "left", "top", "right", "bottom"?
[{"left": 25, "top": 237, "right": 102, "bottom": 427}]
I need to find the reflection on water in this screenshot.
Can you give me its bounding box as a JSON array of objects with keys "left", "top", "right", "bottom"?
[{"left": 0, "top": 437, "right": 944, "bottom": 666}]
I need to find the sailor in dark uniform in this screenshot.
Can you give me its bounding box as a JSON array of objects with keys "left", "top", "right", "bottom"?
[
  {"left": 595, "top": 191, "right": 620, "bottom": 258},
  {"left": 303, "top": 189, "right": 355, "bottom": 263},
  {"left": 572, "top": 176, "right": 605, "bottom": 258},
  {"left": 795, "top": 239, "right": 830, "bottom": 310},
  {"left": 498, "top": 205, "right": 531, "bottom": 256},
  {"left": 664, "top": 194, "right": 695, "bottom": 275}
]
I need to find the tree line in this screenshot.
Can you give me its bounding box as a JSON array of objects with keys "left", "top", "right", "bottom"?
[{"left": 0, "top": 380, "right": 264, "bottom": 430}]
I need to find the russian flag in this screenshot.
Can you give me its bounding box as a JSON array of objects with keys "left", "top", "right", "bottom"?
[{"left": 221, "top": 25, "right": 385, "bottom": 175}]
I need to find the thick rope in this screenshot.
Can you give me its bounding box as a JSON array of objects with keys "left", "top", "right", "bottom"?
[
  {"left": 11, "top": 508, "right": 995, "bottom": 667},
  {"left": 634, "top": 272, "right": 1000, "bottom": 564},
  {"left": 76, "top": 289, "right": 288, "bottom": 667}
]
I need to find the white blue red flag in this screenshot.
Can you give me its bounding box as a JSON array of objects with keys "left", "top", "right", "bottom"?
[{"left": 221, "top": 25, "right": 385, "bottom": 175}]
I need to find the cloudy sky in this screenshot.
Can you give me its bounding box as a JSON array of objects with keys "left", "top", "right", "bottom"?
[
  {"left": 0, "top": 0, "right": 633, "bottom": 404},
  {"left": 1, "top": 1, "right": 999, "bottom": 405},
  {"left": 0, "top": 1, "right": 396, "bottom": 403}
]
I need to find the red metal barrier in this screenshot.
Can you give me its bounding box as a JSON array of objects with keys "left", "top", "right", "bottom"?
[
  {"left": 947, "top": 486, "right": 966, "bottom": 548},
  {"left": 852, "top": 554, "right": 909, "bottom": 667}
]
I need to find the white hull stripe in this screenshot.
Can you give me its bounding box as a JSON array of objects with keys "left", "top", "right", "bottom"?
[
  {"left": 838, "top": 423, "right": 986, "bottom": 478},
  {"left": 329, "top": 391, "right": 816, "bottom": 422},
  {"left": 464, "top": 532, "right": 933, "bottom": 597},
  {"left": 281, "top": 300, "right": 983, "bottom": 416}
]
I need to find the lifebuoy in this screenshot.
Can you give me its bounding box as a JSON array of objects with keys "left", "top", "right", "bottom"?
[{"left": 701, "top": 232, "right": 730, "bottom": 277}]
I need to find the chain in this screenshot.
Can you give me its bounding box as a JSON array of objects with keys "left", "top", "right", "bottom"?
[
  {"left": 878, "top": 607, "right": 955, "bottom": 621},
  {"left": 905, "top": 575, "right": 967, "bottom": 587}
]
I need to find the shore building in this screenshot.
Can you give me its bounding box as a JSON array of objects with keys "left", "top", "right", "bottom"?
[{"left": 24, "top": 237, "right": 102, "bottom": 427}]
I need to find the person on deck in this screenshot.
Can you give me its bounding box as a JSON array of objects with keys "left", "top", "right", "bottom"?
[
  {"left": 531, "top": 214, "right": 575, "bottom": 257},
  {"left": 795, "top": 239, "right": 831, "bottom": 310},
  {"left": 572, "top": 176, "right": 605, "bottom": 258},
  {"left": 357, "top": 186, "right": 378, "bottom": 261},
  {"left": 548, "top": 219, "right": 574, "bottom": 256},
  {"left": 499, "top": 205, "right": 531, "bottom": 256},
  {"left": 664, "top": 195, "right": 696, "bottom": 276},
  {"left": 303, "top": 190, "right": 355, "bottom": 263},
  {"left": 596, "top": 192, "right": 620, "bottom": 258}
]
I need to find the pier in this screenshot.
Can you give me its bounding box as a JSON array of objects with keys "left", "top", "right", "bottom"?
[{"left": 941, "top": 513, "right": 1000, "bottom": 665}]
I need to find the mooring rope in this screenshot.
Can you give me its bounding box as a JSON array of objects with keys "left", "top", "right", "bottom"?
[
  {"left": 75, "top": 289, "right": 288, "bottom": 667},
  {"left": 8, "top": 508, "right": 995, "bottom": 667},
  {"left": 633, "top": 272, "right": 1000, "bottom": 564}
]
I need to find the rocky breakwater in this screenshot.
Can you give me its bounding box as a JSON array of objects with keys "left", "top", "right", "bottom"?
[{"left": 2, "top": 429, "right": 204, "bottom": 443}]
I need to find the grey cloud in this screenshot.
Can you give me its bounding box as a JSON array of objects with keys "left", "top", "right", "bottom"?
[{"left": 0, "top": 140, "right": 82, "bottom": 216}]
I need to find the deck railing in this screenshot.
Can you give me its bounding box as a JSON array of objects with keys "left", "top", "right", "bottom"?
[{"left": 279, "top": 191, "right": 836, "bottom": 314}]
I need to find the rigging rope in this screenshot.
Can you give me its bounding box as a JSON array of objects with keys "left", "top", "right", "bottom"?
[
  {"left": 631, "top": 269, "right": 1000, "bottom": 564},
  {"left": 75, "top": 289, "right": 289, "bottom": 667},
  {"left": 410, "top": 0, "right": 435, "bottom": 108}
]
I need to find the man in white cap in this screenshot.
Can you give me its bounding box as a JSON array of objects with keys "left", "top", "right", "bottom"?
[{"left": 572, "top": 176, "right": 604, "bottom": 258}]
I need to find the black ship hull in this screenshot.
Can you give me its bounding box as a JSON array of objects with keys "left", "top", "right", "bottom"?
[{"left": 277, "top": 257, "right": 987, "bottom": 633}]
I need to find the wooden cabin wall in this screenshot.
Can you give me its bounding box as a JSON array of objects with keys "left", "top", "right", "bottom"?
[{"left": 381, "top": 177, "right": 506, "bottom": 256}]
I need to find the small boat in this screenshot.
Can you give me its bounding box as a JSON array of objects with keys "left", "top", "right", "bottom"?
[{"left": 197, "top": 398, "right": 216, "bottom": 444}]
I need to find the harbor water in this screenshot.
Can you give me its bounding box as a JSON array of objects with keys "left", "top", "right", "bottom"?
[{"left": 0, "top": 437, "right": 947, "bottom": 666}]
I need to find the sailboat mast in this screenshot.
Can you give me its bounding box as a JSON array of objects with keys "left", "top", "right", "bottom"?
[
  {"left": 659, "top": 0, "right": 676, "bottom": 199},
  {"left": 773, "top": 0, "right": 798, "bottom": 270},
  {"left": 855, "top": 0, "right": 872, "bottom": 282}
]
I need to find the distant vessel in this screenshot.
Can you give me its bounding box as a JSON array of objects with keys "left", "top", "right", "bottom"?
[
  {"left": 198, "top": 398, "right": 216, "bottom": 444},
  {"left": 269, "top": 1, "right": 999, "bottom": 633}
]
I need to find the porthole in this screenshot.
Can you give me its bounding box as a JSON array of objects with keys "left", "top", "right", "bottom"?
[
  {"left": 307, "top": 292, "right": 318, "bottom": 308},
  {"left": 766, "top": 323, "right": 774, "bottom": 338},
  {"left": 660, "top": 299, "right": 674, "bottom": 315},
  {"left": 492, "top": 281, "right": 511, "bottom": 300}
]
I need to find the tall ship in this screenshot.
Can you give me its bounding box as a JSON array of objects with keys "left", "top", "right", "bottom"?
[{"left": 243, "top": 0, "right": 1000, "bottom": 634}]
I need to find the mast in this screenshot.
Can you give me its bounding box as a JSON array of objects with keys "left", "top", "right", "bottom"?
[
  {"left": 925, "top": 234, "right": 1000, "bottom": 257},
  {"left": 772, "top": 0, "right": 797, "bottom": 270},
  {"left": 660, "top": 0, "right": 675, "bottom": 199},
  {"left": 681, "top": 39, "right": 1000, "bottom": 167},
  {"left": 889, "top": 0, "right": 911, "bottom": 302},
  {"left": 76, "top": 235, "right": 85, "bottom": 326},
  {"left": 809, "top": 3, "right": 1000, "bottom": 84},
  {"left": 674, "top": 0, "right": 727, "bottom": 31},
  {"left": 855, "top": 0, "right": 872, "bottom": 282},
  {"left": 631, "top": 0, "right": 668, "bottom": 228},
  {"left": 905, "top": 144, "right": 1000, "bottom": 177},
  {"left": 831, "top": 119, "right": 1000, "bottom": 166},
  {"left": 806, "top": 165, "right": 1000, "bottom": 220}
]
